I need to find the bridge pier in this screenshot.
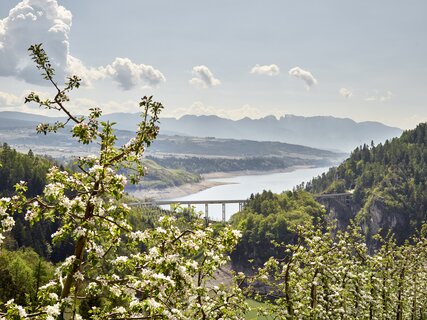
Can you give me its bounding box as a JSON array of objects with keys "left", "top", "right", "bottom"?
[{"left": 130, "top": 199, "right": 249, "bottom": 222}]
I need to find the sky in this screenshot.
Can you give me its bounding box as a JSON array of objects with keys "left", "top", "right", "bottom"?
[{"left": 0, "top": 0, "right": 426, "bottom": 129}]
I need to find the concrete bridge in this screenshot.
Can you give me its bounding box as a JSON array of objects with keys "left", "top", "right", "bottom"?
[
  {"left": 313, "top": 192, "right": 353, "bottom": 207},
  {"left": 313, "top": 192, "right": 353, "bottom": 199},
  {"left": 130, "top": 199, "right": 247, "bottom": 222},
  {"left": 130, "top": 192, "right": 353, "bottom": 222}
]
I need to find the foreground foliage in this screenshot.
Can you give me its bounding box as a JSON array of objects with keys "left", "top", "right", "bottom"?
[
  {"left": 252, "top": 223, "right": 427, "bottom": 319},
  {"left": 0, "top": 45, "right": 246, "bottom": 319}
]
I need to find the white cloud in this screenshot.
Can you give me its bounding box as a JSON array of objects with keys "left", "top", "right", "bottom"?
[
  {"left": 0, "top": 91, "right": 22, "bottom": 106},
  {"left": 0, "top": 89, "right": 57, "bottom": 113},
  {"left": 101, "top": 58, "right": 165, "bottom": 90},
  {"left": 0, "top": 0, "right": 165, "bottom": 90},
  {"left": 0, "top": 0, "right": 72, "bottom": 83},
  {"left": 66, "top": 55, "right": 105, "bottom": 87},
  {"left": 189, "top": 65, "right": 221, "bottom": 88},
  {"left": 365, "top": 90, "right": 393, "bottom": 102},
  {"left": 250, "top": 64, "right": 280, "bottom": 76},
  {"left": 339, "top": 88, "right": 352, "bottom": 98},
  {"left": 288, "top": 66, "right": 317, "bottom": 89}
]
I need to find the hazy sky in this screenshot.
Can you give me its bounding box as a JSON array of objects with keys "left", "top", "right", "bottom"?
[{"left": 0, "top": 0, "right": 426, "bottom": 129}]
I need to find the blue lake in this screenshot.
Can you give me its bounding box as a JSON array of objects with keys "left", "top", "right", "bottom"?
[{"left": 164, "top": 166, "right": 330, "bottom": 221}]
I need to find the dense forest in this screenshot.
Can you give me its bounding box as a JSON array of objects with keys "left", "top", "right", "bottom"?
[
  {"left": 0, "top": 143, "right": 51, "bottom": 197},
  {"left": 230, "top": 190, "right": 325, "bottom": 266},
  {"left": 0, "top": 143, "right": 73, "bottom": 261},
  {"left": 305, "top": 122, "right": 427, "bottom": 244}
]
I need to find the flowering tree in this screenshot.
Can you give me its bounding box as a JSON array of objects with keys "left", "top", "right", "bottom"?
[
  {"left": 253, "top": 223, "right": 427, "bottom": 319},
  {"left": 0, "top": 44, "right": 247, "bottom": 319}
]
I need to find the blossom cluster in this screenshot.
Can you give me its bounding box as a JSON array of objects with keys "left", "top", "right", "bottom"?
[{"left": 253, "top": 224, "right": 427, "bottom": 319}]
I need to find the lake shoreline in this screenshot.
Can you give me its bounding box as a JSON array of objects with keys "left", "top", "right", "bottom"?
[
  {"left": 127, "top": 179, "right": 230, "bottom": 201},
  {"left": 201, "top": 165, "right": 314, "bottom": 179},
  {"left": 128, "top": 165, "right": 315, "bottom": 201}
]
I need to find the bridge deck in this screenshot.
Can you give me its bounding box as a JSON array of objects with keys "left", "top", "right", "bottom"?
[
  {"left": 140, "top": 199, "right": 247, "bottom": 206},
  {"left": 313, "top": 192, "right": 352, "bottom": 199}
]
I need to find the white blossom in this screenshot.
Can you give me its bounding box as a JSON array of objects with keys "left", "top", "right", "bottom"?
[
  {"left": 110, "top": 286, "right": 121, "bottom": 297},
  {"left": 114, "top": 256, "right": 128, "bottom": 264},
  {"left": 147, "top": 298, "right": 161, "bottom": 309},
  {"left": 49, "top": 293, "right": 59, "bottom": 301},
  {"left": 25, "top": 209, "right": 38, "bottom": 221},
  {"left": 74, "top": 227, "right": 86, "bottom": 238},
  {"left": 1, "top": 215, "right": 15, "bottom": 230},
  {"left": 114, "top": 306, "right": 126, "bottom": 314},
  {"left": 74, "top": 271, "right": 84, "bottom": 281},
  {"left": 45, "top": 303, "right": 60, "bottom": 317},
  {"left": 17, "top": 305, "right": 27, "bottom": 318},
  {"left": 115, "top": 174, "right": 127, "bottom": 185}
]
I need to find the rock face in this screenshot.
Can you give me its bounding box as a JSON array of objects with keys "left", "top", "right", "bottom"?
[
  {"left": 319, "top": 196, "right": 412, "bottom": 249},
  {"left": 316, "top": 197, "right": 359, "bottom": 231},
  {"left": 358, "top": 200, "right": 411, "bottom": 245}
]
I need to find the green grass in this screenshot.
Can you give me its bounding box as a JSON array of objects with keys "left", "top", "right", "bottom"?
[{"left": 245, "top": 299, "right": 273, "bottom": 320}]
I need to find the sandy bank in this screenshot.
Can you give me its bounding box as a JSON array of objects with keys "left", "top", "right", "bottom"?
[{"left": 127, "top": 179, "right": 231, "bottom": 201}]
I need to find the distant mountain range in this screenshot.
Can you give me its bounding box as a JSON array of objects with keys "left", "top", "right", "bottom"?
[
  {"left": 0, "top": 113, "right": 342, "bottom": 160},
  {"left": 156, "top": 115, "right": 402, "bottom": 152},
  {"left": 0, "top": 111, "right": 402, "bottom": 152},
  {"left": 102, "top": 113, "right": 402, "bottom": 152}
]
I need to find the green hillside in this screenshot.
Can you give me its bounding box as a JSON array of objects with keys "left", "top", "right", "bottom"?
[
  {"left": 306, "top": 122, "right": 427, "bottom": 243},
  {"left": 230, "top": 190, "right": 325, "bottom": 266},
  {"left": 0, "top": 143, "right": 71, "bottom": 261},
  {"left": 0, "top": 143, "right": 52, "bottom": 197},
  {"left": 136, "top": 158, "right": 201, "bottom": 189}
]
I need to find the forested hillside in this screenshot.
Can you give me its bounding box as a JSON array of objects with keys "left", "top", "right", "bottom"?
[
  {"left": 0, "top": 143, "right": 71, "bottom": 261},
  {"left": 306, "top": 122, "right": 427, "bottom": 244},
  {"left": 147, "top": 155, "right": 328, "bottom": 174},
  {"left": 230, "top": 190, "right": 325, "bottom": 266},
  {"left": 0, "top": 143, "right": 51, "bottom": 197},
  {"left": 132, "top": 158, "right": 201, "bottom": 189}
]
